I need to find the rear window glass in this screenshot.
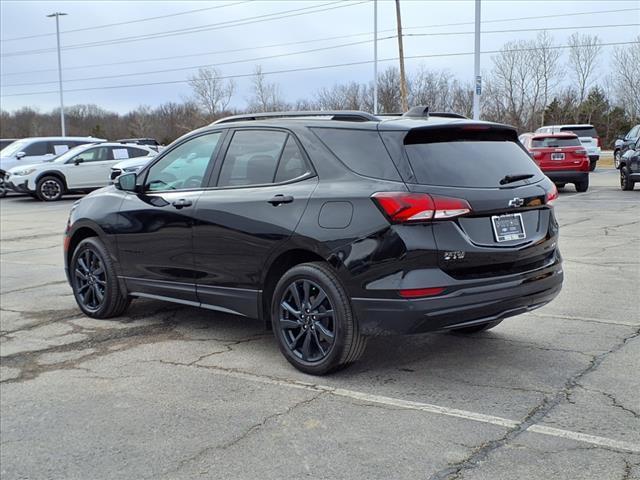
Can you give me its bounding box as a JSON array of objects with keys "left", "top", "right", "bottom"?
[
  {"left": 405, "top": 140, "right": 542, "bottom": 188},
  {"left": 312, "top": 128, "right": 401, "bottom": 181},
  {"left": 532, "top": 137, "right": 581, "bottom": 148},
  {"left": 560, "top": 126, "right": 597, "bottom": 138}
]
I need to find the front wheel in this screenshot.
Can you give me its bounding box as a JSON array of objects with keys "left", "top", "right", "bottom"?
[
  {"left": 70, "top": 237, "right": 130, "bottom": 318},
  {"left": 614, "top": 150, "right": 622, "bottom": 169},
  {"left": 36, "top": 175, "right": 65, "bottom": 201},
  {"left": 272, "top": 262, "right": 366, "bottom": 375},
  {"left": 620, "top": 166, "right": 635, "bottom": 191}
]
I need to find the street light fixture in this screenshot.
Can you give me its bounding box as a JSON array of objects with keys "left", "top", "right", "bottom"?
[{"left": 47, "top": 12, "right": 67, "bottom": 136}]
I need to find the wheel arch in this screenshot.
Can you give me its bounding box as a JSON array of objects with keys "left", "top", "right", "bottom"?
[
  {"left": 35, "top": 170, "right": 68, "bottom": 190},
  {"left": 259, "top": 248, "right": 329, "bottom": 329}
]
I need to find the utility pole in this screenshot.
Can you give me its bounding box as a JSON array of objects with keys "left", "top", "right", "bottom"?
[
  {"left": 373, "top": 0, "right": 378, "bottom": 114},
  {"left": 472, "top": 0, "right": 481, "bottom": 120},
  {"left": 394, "top": 0, "right": 408, "bottom": 112},
  {"left": 47, "top": 12, "right": 67, "bottom": 136}
]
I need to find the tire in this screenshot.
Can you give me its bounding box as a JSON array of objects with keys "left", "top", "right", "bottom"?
[
  {"left": 589, "top": 161, "right": 597, "bottom": 172},
  {"left": 271, "top": 262, "right": 366, "bottom": 375},
  {"left": 451, "top": 320, "right": 503, "bottom": 334},
  {"left": 555, "top": 183, "right": 566, "bottom": 189},
  {"left": 620, "top": 166, "right": 635, "bottom": 191},
  {"left": 614, "top": 150, "right": 621, "bottom": 169},
  {"left": 0, "top": 180, "right": 6, "bottom": 198},
  {"left": 575, "top": 178, "right": 589, "bottom": 192},
  {"left": 70, "top": 237, "right": 130, "bottom": 318},
  {"left": 36, "top": 175, "right": 65, "bottom": 201}
]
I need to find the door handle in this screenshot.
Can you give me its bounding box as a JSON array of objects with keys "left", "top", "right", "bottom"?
[
  {"left": 268, "top": 194, "right": 294, "bottom": 206},
  {"left": 172, "top": 198, "right": 193, "bottom": 209}
]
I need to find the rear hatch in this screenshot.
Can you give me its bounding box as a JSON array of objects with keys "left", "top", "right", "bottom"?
[
  {"left": 559, "top": 126, "right": 599, "bottom": 154},
  {"left": 531, "top": 136, "right": 588, "bottom": 172},
  {"left": 388, "top": 124, "right": 558, "bottom": 280}
]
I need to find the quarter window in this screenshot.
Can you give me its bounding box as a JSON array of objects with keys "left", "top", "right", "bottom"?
[
  {"left": 145, "top": 132, "right": 221, "bottom": 191},
  {"left": 217, "top": 130, "right": 288, "bottom": 187}
]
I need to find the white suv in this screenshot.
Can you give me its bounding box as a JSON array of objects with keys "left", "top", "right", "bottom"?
[
  {"left": 5, "top": 142, "right": 156, "bottom": 201},
  {"left": 535, "top": 125, "right": 601, "bottom": 171}
]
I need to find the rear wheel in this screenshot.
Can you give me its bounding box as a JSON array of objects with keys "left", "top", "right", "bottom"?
[
  {"left": 620, "top": 166, "right": 635, "bottom": 191},
  {"left": 36, "top": 176, "right": 65, "bottom": 201},
  {"left": 451, "top": 320, "right": 503, "bottom": 334},
  {"left": 70, "top": 237, "right": 130, "bottom": 318},
  {"left": 575, "top": 178, "right": 589, "bottom": 192},
  {"left": 272, "top": 262, "right": 366, "bottom": 375}
]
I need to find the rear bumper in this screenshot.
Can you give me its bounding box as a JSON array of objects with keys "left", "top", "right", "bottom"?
[
  {"left": 352, "top": 257, "right": 563, "bottom": 335},
  {"left": 545, "top": 171, "right": 588, "bottom": 183}
]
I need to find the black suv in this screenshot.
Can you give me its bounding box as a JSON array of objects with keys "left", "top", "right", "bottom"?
[
  {"left": 64, "top": 108, "right": 563, "bottom": 374},
  {"left": 619, "top": 138, "right": 640, "bottom": 190}
]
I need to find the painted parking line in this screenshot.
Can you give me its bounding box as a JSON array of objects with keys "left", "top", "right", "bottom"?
[{"left": 202, "top": 366, "right": 640, "bottom": 454}]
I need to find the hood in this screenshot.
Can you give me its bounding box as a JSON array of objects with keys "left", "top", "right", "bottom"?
[
  {"left": 7, "top": 162, "right": 45, "bottom": 173},
  {"left": 112, "top": 156, "right": 154, "bottom": 170}
]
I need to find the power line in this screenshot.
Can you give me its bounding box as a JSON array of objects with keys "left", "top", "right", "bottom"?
[
  {"left": 1, "top": 36, "right": 397, "bottom": 88},
  {"left": 2, "top": 40, "right": 636, "bottom": 98},
  {"left": 0, "top": 1, "right": 365, "bottom": 58},
  {"left": 1, "top": 22, "right": 634, "bottom": 86},
  {"left": 2, "top": 7, "right": 636, "bottom": 76},
  {"left": 0, "top": 1, "right": 251, "bottom": 42}
]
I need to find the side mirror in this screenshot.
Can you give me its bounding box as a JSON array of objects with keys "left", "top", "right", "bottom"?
[
  {"left": 15, "top": 151, "right": 26, "bottom": 159},
  {"left": 74, "top": 158, "right": 84, "bottom": 165},
  {"left": 115, "top": 172, "right": 137, "bottom": 192}
]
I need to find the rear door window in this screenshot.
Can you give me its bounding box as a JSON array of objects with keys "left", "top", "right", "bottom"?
[
  {"left": 560, "top": 126, "right": 597, "bottom": 138},
  {"left": 532, "top": 137, "right": 581, "bottom": 147},
  {"left": 311, "top": 128, "right": 401, "bottom": 181},
  {"left": 217, "top": 130, "right": 287, "bottom": 187},
  {"left": 403, "top": 129, "right": 543, "bottom": 188}
]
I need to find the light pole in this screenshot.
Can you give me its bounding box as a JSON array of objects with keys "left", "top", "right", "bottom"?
[
  {"left": 373, "top": 0, "right": 378, "bottom": 114},
  {"left": 47, "top": 12, "right": 67, "bottom": 136},
  {"left": 472, "top": 0, "right": 481, "bottom": 120}
]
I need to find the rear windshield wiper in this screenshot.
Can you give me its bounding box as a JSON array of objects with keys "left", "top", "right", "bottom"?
[{"left": 500, "top": 173, "right": 534, "bottom": 185}]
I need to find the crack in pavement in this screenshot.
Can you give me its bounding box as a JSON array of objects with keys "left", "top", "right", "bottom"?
[
  {"left": 157, "top": 391, "right": 325, "bottom": 478},
  {"left": 574, "top": 384, "right": 640, "bottom": 419},
  {"left": 2, "top": 280, "right": 68, "bottom": 295},
  {"left": 426, "top": 326, "right": 640, "bottom": 480}
]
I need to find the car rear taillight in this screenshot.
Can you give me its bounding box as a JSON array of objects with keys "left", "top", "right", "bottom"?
[
  {"left": 371, "top": 192, "right": 471, "bottom": 223},
  {"left": 532, "top": 150, "right": 543, "bottom": 159},
  {"left": 575, "top": 149, "right": 587, "bottom": 156},
  {"left": 546, "top": 184, "right": 558, "bottom": 206},
  {"left": 399, "top": 287, "right": 445, "bottom": 298}
]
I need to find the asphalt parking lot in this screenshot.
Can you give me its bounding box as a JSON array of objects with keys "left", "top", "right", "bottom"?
[{"left": 1, "top": 167, "right": 638, "bottom": 480}]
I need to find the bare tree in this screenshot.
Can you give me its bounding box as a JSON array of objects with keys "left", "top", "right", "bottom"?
[
  {"left": 531, "top": 31, "right": 561, "bottom": 127},
  {"left": 610, "top": 36, "right": 640, "bottom": 120},
  {"left": 377, "top": 66, "right": 402, "bottom": 113},
  {"left": 315, "top": 82, "right": 368, "bottom": 110},
  {"left": 188, "top": 67, "right": 235, "bottom": 121},
  {"left": 409, "top": 66, "right": 453, "bottom": 111},
  {"left": 248, "top": 65, "right": 287, "bottom": 112},
  {"left": 568, "top": 33, "right": 602, "bottom": 111}
]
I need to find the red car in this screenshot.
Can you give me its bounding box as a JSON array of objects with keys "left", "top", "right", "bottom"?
[{"left": 519, "top": 132, "right": 590, "bottom": 192}]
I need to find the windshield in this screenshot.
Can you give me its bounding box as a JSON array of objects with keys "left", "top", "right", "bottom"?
[{"left": 1, "top": 139, "right": 30, "bottom": 157}]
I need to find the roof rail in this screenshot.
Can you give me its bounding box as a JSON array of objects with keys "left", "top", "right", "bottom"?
[
  {"left": 429, "top": 112, "right": 468, "bottom": 119},
  {"left": 211, "top": 110, "right": 380, "bottom": 125}
]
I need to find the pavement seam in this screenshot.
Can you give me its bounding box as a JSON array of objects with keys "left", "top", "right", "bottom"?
[{"left": 425, "top": 326, "right": 640, "bottom": 480}]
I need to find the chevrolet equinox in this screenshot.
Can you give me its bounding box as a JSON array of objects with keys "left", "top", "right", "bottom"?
[{"left": 64, "top": 108, "right": 564, "bottom": 374}]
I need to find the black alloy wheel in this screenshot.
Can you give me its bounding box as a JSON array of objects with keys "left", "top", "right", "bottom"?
[
  {"left": 620, "top": 166, "right": 634, "bottom": 191},
  {"left": 279, "top": 279, "right": 336, "bottom": 362},
  {"left": 272, "top": 262, "right": 366, "bottom": 375},
  {"left": 36, "top": 176, "right": 64, "bottom": 201},
  {"left": 73, "top": 248, "right": 107, "bottom": 313},
  {"left": 71, "top": 237, "right": 130, "bottom": 318}
]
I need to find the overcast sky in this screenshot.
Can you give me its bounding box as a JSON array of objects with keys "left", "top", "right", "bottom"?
[{"left": 1, "top": 0, "right": 638, "bottom": 113}]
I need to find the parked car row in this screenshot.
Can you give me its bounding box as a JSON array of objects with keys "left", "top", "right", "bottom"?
[
  {"left": 613, "top": 124, "right": 640, "bottom": 169},
  {"left": 0, "top": 137, "right": 161, "bottom": 198}
]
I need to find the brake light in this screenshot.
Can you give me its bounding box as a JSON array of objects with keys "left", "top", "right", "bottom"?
[
  {"left": 575, "top": 149, "right": 587, "bottom": 156},
  {"left": 546, "top": 184, "right": 558, "bottom": 206},
  {"left": 399, "top": 287, "right": 445, "bottom": 298},
  {"left": 532, "top": 150, "right": 543, "bottom": 158},
  {"left": 371, "top": 192, "right": 471, "bottom": 223}
]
